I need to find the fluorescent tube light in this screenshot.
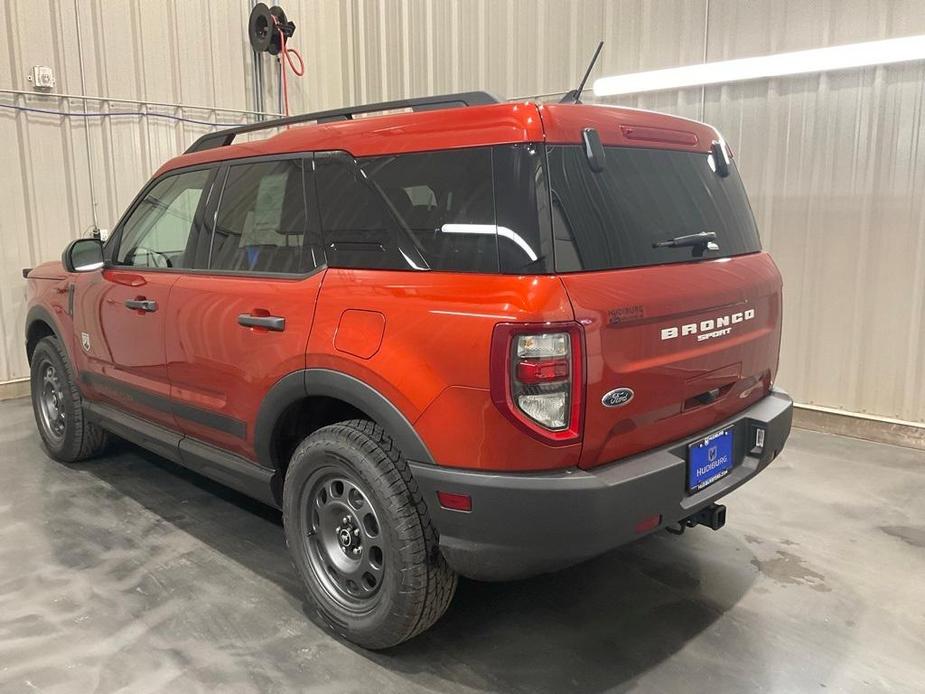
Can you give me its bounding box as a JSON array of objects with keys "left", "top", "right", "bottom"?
[{"left": 593, "top": 34, "right": 925, "bottom": 97}]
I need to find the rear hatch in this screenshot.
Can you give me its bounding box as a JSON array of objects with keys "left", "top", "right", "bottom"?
[{"left": 541, "top": 106, "right": 782, "bottom": 469}]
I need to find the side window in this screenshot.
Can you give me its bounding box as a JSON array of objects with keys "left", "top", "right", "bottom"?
[
  {"left": 208, "top": 159, "right": 315, "bottom": 274},
  {"left": 314, "top": 153, "right": 425, "bottom": 271},
  {"left": 315, "top": 148, "right": 497, "bottom": 272},
  {"left": 116, "top": 169, "right": 211, "bottom": 269},
  {"left": 494, "top": 144, "right": 553, "bottom": 274}
]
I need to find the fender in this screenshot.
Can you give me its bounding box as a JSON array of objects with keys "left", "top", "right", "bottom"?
[
  {"left": 25, "top": 304, "right": 71, "bottom": 366},
  {"left": 254, "top": 368, "right": 437, "bottom": 470}
]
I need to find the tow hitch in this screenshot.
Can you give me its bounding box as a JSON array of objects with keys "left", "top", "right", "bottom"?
[{"left": 666, "top": 503, "right": 726, "bottom": 535}]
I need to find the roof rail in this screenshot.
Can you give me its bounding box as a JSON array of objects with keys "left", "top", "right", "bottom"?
[{"left": 185, "top": 91, "right": 501, "bottom": 154}]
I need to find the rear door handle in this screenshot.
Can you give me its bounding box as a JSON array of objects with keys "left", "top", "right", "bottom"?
[
  {"left": 238, "top": 313, "right": 285, "bottom": 331},
  {"left": 125, "top": 299, "right": 158, "bottom": 312}
]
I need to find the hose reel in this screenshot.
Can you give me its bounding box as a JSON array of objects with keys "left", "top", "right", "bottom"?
[
  {"left": 248, "top": 3, "right": 296, "bottom": 56},
  {"left": 247, "top": 3, "right": 304, "bottom": 116}
]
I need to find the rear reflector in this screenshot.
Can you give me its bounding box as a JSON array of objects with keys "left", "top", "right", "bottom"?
[
  {"left": 437, "top": 491, "right": 472, "bottom": 512},
  {"left": 634, "top": 513, "right": 662, "bottom": 534}
]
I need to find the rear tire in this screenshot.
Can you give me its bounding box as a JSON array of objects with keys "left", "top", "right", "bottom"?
[
  {"left": 283, "top": 419, "right": 457, "bottom": 649},
  {"left": 30, "top": 336, "right": 108, "bottom": 462}
]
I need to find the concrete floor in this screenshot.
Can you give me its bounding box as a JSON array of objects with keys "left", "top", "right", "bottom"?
[{"left": 1, "top": 397, "right": 924, "bottom": 694}]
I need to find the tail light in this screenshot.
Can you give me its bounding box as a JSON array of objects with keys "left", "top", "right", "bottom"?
[{"left": 490, "top": 322, "right": 584, "bottom": 445}]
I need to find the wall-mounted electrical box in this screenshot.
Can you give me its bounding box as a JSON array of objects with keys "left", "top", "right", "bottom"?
[{"left": 27, "top": 66, "right": 56, "bottom": 91}]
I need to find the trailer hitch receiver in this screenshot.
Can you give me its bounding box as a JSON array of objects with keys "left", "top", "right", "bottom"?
[{"left": 666, "top": 503, "right": 726, "bottom": 535}]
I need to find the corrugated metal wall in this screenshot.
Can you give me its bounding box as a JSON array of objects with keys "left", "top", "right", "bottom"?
[{"left": 2, "top": 1, "right": 925, "bottom": 424}]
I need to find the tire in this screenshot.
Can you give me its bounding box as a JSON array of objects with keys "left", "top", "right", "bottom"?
[
  {"left": 283, "top": 419, "right": 457, "bottom": 649},
  {"left": 30, "top": 336, "right": 108, "bottom": 463}
]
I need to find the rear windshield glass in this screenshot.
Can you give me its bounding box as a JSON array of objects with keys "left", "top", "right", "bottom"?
[{"left": 546, "top": 145, "right": 761, "bottom": 272}]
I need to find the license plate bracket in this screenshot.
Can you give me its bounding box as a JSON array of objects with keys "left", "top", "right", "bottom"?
[{"left": 687, "top": 427, "right": 734, "bottom": 493}]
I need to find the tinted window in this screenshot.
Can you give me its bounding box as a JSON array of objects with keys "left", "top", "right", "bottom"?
[
  {"left": 116, "top": 169, "right": 211, "bottom": 269},
  {"left": 209, "top": 159, "right": 314, "bottom": 274},
  {"left": 494, "top": 144, "right": 553, "bottom": 273},
  {"left": 315, "top": 148, "right": 497, "bottom": 272},
  {"left": 546, "top": 145, "right": 761, "bottom": 272}
]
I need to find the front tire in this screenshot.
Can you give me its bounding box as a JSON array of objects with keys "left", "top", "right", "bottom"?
[
  {"left": 30, "top": 336, "right": 108, "bottom": 462},
  {"left": 283, "top": 420, "right": 457, "bottom": 649}
]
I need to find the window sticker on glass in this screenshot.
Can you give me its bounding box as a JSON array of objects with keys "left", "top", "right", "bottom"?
[{"left": 250, "top": 172, "right": 288, "bottom": 242}]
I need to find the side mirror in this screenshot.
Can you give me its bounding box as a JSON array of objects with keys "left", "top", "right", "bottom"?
[
  {"left": 582, "top": 128, "right": 606, "bottom": 173},
  {"left": 62, "top": 238, "right": 105, "bottom": 273}
]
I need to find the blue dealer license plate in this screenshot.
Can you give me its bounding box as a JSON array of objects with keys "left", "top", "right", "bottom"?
[{"left": 687, "top": 428, "right": 734, "bottom": 492}]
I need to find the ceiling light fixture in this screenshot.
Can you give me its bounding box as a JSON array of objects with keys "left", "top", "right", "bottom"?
[{"left": 593, "top": 34, "right": 925, "bottom": 97}]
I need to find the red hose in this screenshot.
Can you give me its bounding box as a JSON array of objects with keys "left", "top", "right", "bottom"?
[{"left": 272, "top": 17, "right": 304, "bottom": 117}]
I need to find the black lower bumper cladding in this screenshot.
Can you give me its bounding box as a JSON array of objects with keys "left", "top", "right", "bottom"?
[{"left": 410, "top": 388, "right": 793, "bottom": 581}]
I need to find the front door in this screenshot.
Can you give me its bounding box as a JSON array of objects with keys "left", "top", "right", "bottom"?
[
  {"left": 75, "top": 167, "right": 215, "bottom": 429},
  {"left": 166, "top": 157, "right": 324, "bottom": 460}
]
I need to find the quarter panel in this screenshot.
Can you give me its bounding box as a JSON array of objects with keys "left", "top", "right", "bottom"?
[
  {"left": 414, "top": 385, "right": 582, "bottom": 471},
  {"left": 307, "top": 269, "right": 575, "bottom": 469}
]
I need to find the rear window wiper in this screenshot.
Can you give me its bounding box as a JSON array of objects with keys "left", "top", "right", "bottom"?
[{"left": 652, "top": 231, "right": 718, "bottom": 250}]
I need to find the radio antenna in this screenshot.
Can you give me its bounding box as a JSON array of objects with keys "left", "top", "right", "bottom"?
[{"left": 559, "top": 40, "right": 604, "bottom": 104}]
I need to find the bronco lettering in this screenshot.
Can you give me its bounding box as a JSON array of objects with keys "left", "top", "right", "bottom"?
[{"left": 661, "top": 308, "right": 755, "bottom": 341}]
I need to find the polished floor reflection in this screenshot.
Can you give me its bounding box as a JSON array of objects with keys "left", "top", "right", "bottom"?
[{"left": 1, "top": 396, "right": 923, "bottom": 693}]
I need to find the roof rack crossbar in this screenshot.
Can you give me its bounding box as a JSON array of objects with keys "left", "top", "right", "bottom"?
[{"left": 185, "top": 91, "right": 501, "bottom": 154}]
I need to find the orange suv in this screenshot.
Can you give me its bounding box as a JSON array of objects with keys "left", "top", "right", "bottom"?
[{"left": 24, "top": 92, "right": 792, "bottom": 648}]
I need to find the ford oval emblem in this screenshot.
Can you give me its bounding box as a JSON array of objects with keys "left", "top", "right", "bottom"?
[{"left": 602, "top": 387, "right": 634, "bottom": 408}]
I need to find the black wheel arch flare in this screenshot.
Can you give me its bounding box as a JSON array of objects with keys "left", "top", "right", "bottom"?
[
  {"left": 25, "top": 305, "right": 68, "bottom": 365},
  {"left": 255, "top": 368, "right": 437, "bottom": 474}
]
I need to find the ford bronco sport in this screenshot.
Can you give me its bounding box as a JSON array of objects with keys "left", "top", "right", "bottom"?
[{"left": 24, "top": 91, "right": 792, "bottom": 649}]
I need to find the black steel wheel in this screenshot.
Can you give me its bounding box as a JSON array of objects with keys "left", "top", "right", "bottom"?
[
  {"left": 36, "top": 359, "right": 67, "bottom": 442},
  {"left": 30, "top": 336, "right": 108, "bottom": 462},
  {"left": 283, "top": 419, "right": 456, "bottom": 649},
  {"left": 303, "top": 468, "right": 386, "bottom": 609}
]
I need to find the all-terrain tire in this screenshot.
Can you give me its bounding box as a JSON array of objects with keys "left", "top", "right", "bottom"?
[
  {"left": 283, "top": 419, "right": 457, "bottom": 649},
  {"left": 30, "top": 336, "right": 109, "bottom": 462}
]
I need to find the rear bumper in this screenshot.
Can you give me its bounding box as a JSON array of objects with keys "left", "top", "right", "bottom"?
[{"left": 409, "top": 388, "right": 793, "bottom": 581}]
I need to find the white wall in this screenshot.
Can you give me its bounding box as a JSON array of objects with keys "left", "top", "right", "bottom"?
[{"left": 2, "top": 0, "right": 925, "bottom": 424}]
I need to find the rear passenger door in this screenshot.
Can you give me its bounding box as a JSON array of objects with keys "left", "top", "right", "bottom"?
[{"left": 165, "top": 156, "right": 325, "bottom": 461}]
